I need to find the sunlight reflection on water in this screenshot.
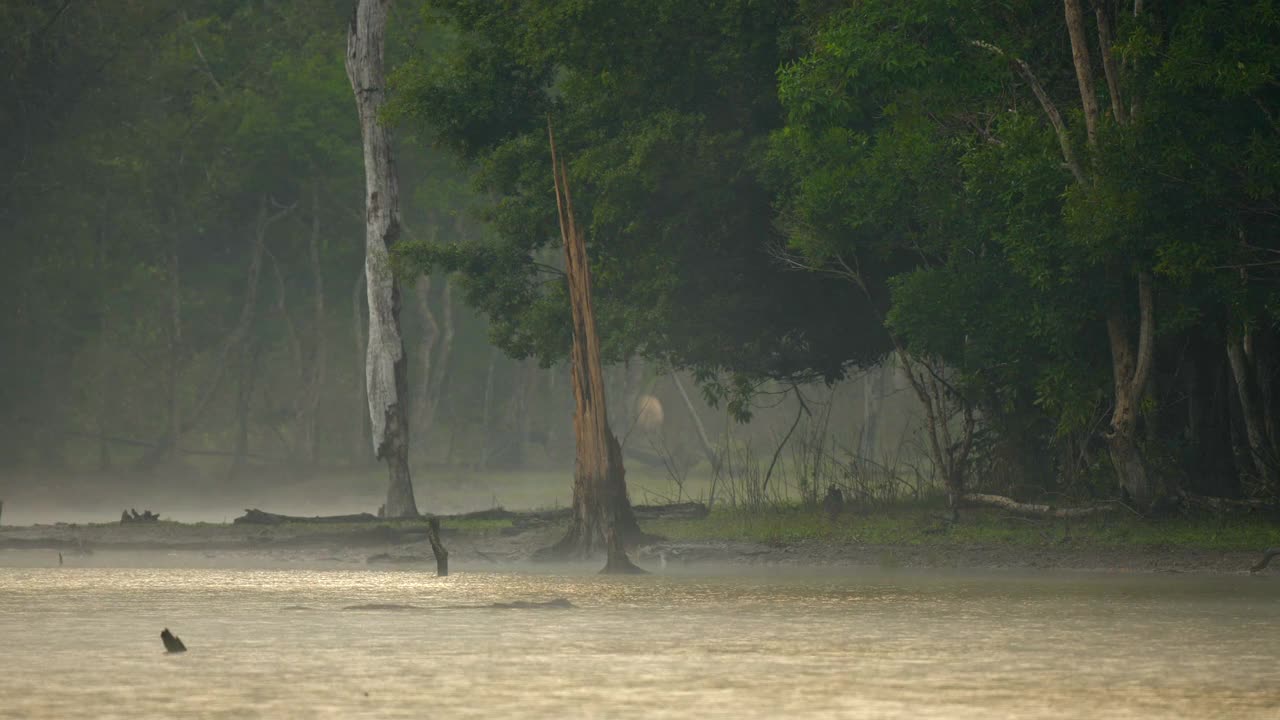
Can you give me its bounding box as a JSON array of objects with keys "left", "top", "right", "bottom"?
[{"left": 0, "top": 567, "right": 1276, "bottom": 719}]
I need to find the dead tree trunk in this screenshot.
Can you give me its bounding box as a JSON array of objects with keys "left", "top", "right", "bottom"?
[
  {"left": 351, "top": 268, "right": 374, "bottom": 461},
  {"left": 347, "top": 0, "right": 418, "bottom": 518},
  {"left": 541, "top": 120, "right": 644, "bottom": 570}
]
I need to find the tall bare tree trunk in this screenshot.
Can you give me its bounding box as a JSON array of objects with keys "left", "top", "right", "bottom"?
[
  {"left": 347, "top": 0, "right": 417, "bottom": 518},
  {"left": 541, "top": 121, "right": 644, "bottom": 569}
]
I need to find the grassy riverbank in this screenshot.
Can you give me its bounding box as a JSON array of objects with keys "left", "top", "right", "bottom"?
[
  {"left": 2, "top": 498, "right": 1277, "bottom": 574},
  {"left": 646, "top": 503, "right": 1280, "bottom": 553}
]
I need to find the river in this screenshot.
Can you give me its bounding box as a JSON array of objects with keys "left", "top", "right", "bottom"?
[{"left": 0, "top": 565, "right": 1275, "bottom": 718}]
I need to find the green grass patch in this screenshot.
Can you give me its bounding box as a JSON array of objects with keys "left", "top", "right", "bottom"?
[{"left": 647, "top": 503, "right": 1280, "bottom": 551}]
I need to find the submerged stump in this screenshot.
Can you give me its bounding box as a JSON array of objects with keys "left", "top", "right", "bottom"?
[{"left": 160, "top": 628, "right": 186, "bottom": 653}]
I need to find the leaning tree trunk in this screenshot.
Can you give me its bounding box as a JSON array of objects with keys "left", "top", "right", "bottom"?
[
  {"left": 541, "top": 120, "right": 644, "bottom": 570},
  {"left": 347, "top": 0, "right": 417, "bottom": 518}
]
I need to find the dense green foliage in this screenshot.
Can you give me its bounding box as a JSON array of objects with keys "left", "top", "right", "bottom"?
[
  {"left": 0, "top": 1, "right": 532, "bottom": 475},
  {"left": 4, "top": 0, "right": 1279, "bottom": 514},
  {"left": 396, "top": 0, "right": 1280, "bottom": 507}
]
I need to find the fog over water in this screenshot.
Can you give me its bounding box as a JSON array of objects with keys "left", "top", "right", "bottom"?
[{"left": 1, "top": 566, "right": 1276, "bottom": 719}]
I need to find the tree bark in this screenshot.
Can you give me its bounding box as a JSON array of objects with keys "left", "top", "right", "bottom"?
[
  {"left": 1105, "top": 272, "right": 1156, "bottom": 507},
  {"left": 351, "top": 267, "right": 373, "bottom": 461},
  {"left": 347, "top": 0, "right": 418, "bottom": 518},
  {"left": 1063, "top": 0, "right": 1101, "bottom": 148},
  {"left": 1227, "top": 332, "right": 1280, "bottom": 488},
  {"left": 540, "top": 120, "right": 644, "bottom": 568}
]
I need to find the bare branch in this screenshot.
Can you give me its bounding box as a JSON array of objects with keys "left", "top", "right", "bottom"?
[{"left": 973, "top": 41, "right": 1086, "bottom": 184}]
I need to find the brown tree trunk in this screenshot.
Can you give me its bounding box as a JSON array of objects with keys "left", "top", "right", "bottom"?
[
  {"left": 1063, "top": 0, "right": 1101, "bottom": 147},
  {"left": 540, "top": 120, "right": 644, "bottom": 569},
  {"left": 347, "top": 0, "right": 418, "bottom": 518},
  {"left": 1105, "top": 272, "right": 1156, "bottom": 507}
]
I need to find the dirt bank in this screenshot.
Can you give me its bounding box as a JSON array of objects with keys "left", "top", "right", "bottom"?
[{"left": 0, "top": 517, "right": 1272, "bottom": 576}]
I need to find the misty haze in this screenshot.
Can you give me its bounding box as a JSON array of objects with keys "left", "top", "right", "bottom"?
[{"left": 2, "top": 1, "right": 1278, "bottom": 718}]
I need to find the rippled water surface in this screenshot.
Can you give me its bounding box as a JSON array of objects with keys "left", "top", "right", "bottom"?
[{"left": 0, "top": 565, "right": 1276, "bottom": 719}]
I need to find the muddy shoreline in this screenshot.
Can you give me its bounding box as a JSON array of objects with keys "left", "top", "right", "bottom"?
[{"left": 0, "top": 519, "right": 1271, "bottom": 575}]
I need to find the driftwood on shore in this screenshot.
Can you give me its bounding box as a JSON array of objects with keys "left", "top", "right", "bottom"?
[
  {"left": 233, "top": 502, "right": 708, "bottom": 528},
  {"left": 121, "top": 509, "right": 160, "bottom": 524},
  {"left": 961, "top": 493, "right": 1118, "bottom": 519},
  {"left": 234, "top": 509, "right": 380, "bottom": 525}
]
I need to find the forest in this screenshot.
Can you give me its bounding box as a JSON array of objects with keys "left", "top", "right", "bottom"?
[{"left": 4, "top": 0, "right": 1280, "bottom": 522}]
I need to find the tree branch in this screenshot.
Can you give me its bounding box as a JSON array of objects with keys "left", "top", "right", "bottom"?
[{"left": 972, "top": 41, "right": 1086, "bottom": 184}]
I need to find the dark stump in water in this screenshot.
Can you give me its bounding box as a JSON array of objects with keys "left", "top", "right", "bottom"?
[{"left": 161, "top": 628, "right": 186, "bottom": 653}]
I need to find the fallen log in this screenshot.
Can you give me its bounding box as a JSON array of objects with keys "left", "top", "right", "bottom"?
[
  {"left": 961, "top": 493, "right": 1117, "bottom": 519},
  {"left": 232, "top": 502, "right": 708, "bottom": 529},
  {"left": 234, "top": 508, "right": 380, "bottom": 525},
  {"left": 632, "top": 502, "right": 709, "bottom": 521},
  {"left": 1179, "top": 492, "right": 1280, "bottom": 515}
]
